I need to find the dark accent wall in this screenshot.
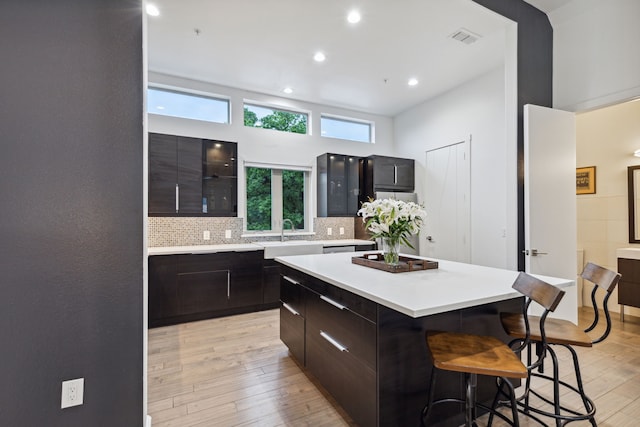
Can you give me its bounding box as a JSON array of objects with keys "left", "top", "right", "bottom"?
[
  {"left": 0, "top": 1, "right": 143, "bottom": 426},
  {"left": 472, "top": 0, "right": 553, "bottom": 270}
]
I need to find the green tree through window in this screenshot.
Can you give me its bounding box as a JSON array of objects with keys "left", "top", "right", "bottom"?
[
  {"left": 246, "top": 167, "right": 307, "bottom": 231},
  {"left": 283, "top": 170, "right": 304, "bottom": 229},
  {"left": 243, "top": 106, "right": 307, "bottom": 134},
  {"left": 246, "top": 167, "right": 271, "bottom": 230}
]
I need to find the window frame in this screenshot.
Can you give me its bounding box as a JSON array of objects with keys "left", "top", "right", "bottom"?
[
  {"left": 243, "top": 100, "right": 311, "bottom": 135},
  {"left": 147, "top": 85, "right": 231, "bottom": 124},
  {"left": 243, "top": 162, "right": 313, "bottom": 234},
  {"left": 320, "top": 113, "right": 374, "bottom": 143}
]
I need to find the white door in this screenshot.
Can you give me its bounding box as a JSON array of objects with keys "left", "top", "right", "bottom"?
[
  {"left": 524, "top": 104, "right": 577, "bottom": 323},
  {"left": 423, "top": 139, "right": 470, "bottom": 262}
]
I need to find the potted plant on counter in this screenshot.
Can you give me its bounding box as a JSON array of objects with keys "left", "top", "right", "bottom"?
[{"left": 357, "top": 198, "right": 426, "bottom": 265}]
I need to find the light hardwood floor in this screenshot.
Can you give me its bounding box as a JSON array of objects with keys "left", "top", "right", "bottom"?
[{"left": 148, "top": 308, "right": 640, "bottom": 426}]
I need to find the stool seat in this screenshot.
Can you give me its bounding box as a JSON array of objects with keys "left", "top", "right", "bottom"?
[
  {"left": 427, "top": 331, "right": 528, "bottom": 379},
  {"left": 500, "top": 313, "right": 593, "bottom": 347}
]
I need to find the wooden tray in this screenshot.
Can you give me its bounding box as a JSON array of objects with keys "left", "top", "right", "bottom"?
[{"left": 351, "top": 253, "right": 438, "bottom": 273}]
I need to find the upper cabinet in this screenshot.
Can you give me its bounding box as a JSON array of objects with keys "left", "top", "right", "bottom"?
[
  {"left": 148, "top": 132, "right": 237, "bottom": 217},
  {"left": 362, "top": 155, "right": 415, "bottom": 196},
  {"left": 202, "top": 140, "right": 237, "bottom": 216},
  {"left": 317, "top": 153, "right": 362, "bottom": 217}
]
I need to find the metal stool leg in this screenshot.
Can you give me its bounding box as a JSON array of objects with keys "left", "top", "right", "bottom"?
[
  {"left": 421, "top": 368, "right": 438, "bottom": 426},
  {"left": 465, "top": 373, "right": 477, "bottom": 427}
]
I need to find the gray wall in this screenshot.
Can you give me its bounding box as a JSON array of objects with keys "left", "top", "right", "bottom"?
[
  {"left": 0, "top": 1, "right": 143, "bottom": 426},
  {"left": 472, "top": 0, "right": 553, "bottom": 269}
]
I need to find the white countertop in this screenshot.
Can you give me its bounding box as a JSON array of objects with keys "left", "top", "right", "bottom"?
[
  {"left": 617, "top": 247, "right": 640, "bottom": 260},
  {"left": 148, "top": 244, "right": 260, "bottom": 255},
  {"left": 147, "top": 239, "right": 374, "bottom": 256},
  {"left": 276, "top": 252, "right": 574, "bottom": 318}
]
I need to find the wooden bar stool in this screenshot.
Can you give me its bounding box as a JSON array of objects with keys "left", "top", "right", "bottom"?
[
  {"left": 421, "top": 272, "right": 565, "bottom": 427},
  {"left": 499, "top": 262, "right": 621, "bottom": 426}
]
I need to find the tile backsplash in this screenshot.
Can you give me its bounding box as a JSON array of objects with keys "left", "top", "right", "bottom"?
[{"left": 148, "top": 217, "right": 356, "bottom": 247}]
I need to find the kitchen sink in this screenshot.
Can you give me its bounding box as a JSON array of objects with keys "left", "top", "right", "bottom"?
[{"left": 255, "top": 240, "right": 324, "bottom": 259}]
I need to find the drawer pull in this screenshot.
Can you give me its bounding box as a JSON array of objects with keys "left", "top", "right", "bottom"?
[
  {"left": 320, "top": 331, "right": 348, "bottom": 352},
  {"left": 321, "top": 295, "right": 347, "bottom": 310},
  {"left": 283, "top": 275, "right": 300, "bottom": 285},
  {"left": 282, "top": 302, "right": 300, "bottom": 316}
]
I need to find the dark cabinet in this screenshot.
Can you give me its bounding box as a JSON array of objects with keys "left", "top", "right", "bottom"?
[
  {"left": 148, "top": 250, "right": 265, "bottom": 327},
  {"left": 617, "top": 258, "right": 640, "bottom": 309},
  {"left": 263, "top": 259, "right": 282, "bottom": 305},
  {"left": 148, "top": 255, "right": 180, "bottom": 323},
  {"left": 148, "top": 133, "right": 203, "bottom": 215},
  {"left": 178, "top": 269, "right": 229, "bottom": 315},
  {"left": 202, "top": 140, "right": 237, "bottom": 216},
  {"left": 229, "top": 251, "right": 263, "bottom": 307},
  {"left": 280, "top": 274, "right": 307, "bottom": 364},
  {"left": 317, "top": 153, "right": 361, "bottom": 217},
  {"left": 279, "top": 265, "right": 377, "bottom": 427},
  {"left": 148, "top": 132, "right": 237, "bottom": 217},
  {"left": 362, "top": 155, "right": 415, "bottom": 198}
]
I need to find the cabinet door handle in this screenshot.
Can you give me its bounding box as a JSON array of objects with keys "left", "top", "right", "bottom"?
[
  {"left": 282, "top": 302, "right": 300, "bottom": 316},
  {"left": 320, "top": 295, "right": 347, "bottom": 310},
  {"left": 227, "top": 270, "right": 230, "bottom": 299},
  {"left": 320, "top": 331, "right": 348, "bottom": 352},
  {"left": 394, "top": 165, "right": 398, "bottom": 184},
  {"left": 283, "top": 275, "right": 300, "bottom": 285},
  {"left": 175, "top": 184, "right": 179, "bottom": 212}
]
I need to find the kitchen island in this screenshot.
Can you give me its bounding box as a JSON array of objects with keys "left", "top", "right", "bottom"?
[{"left": 276, "top": 252, "right": 574, "bottom": 427}]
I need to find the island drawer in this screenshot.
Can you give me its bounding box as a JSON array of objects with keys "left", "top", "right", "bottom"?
[
  {"left": 305, "top": 321, "right": 376, "bottom": 427},
  {"left": 280, "top": 274, "right": 305, "bottom": 317},
  {"left": 306, "top": 291, "right": 377, "bottom": 371},
  {"left": 280, "top": 303, "right": 305, "bottom": 365},
  {"left": 280, "top": 265, "right": 377, "bottom": 323}
]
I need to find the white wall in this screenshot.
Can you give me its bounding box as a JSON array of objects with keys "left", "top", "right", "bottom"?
[
  {"left": 148, "top": 72, "right": 395, "bottom": 218},
  {"left": 551, "top": 0, "right": 640, "bottom": 111},
  {"left": 394, "top": 67, "right": 511, "bottom": 269},
  {"left": 576, "top": 99, "right": 640, "bottom": 315}
]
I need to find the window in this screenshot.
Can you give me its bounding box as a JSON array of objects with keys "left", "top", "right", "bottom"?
[
  {"left": 148, "top": 87, "right": 229, "bottom": 123},
  {"left": 245, "top": 165, "right": 309, "bottom": 232},
  {"left": 321, "top": 115, "right": 373, "bottom": 143},
  {"left": 244, "top": 103, "right": 308, "bottom": 134}
]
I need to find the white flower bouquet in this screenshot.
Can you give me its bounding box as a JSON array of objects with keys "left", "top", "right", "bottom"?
[{"left": 357, "top": 198, "right": 426, "bottom": 264}]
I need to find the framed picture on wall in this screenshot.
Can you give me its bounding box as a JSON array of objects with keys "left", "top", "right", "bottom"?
[{"left": 576, "top": 166, "right": 596, "bottom": 194}]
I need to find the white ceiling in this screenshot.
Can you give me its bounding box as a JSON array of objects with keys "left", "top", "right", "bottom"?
[{"left": 148, "top": 1, "right": 522, "bottom": 116}]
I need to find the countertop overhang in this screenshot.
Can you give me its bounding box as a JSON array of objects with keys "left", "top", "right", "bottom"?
[{"left": 276, "top": 252, "right": 575, "bottom": 318}]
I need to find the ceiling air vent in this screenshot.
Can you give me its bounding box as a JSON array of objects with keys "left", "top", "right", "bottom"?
[{"left": 450, "top": 28, "right": 480, "bottom": 45}]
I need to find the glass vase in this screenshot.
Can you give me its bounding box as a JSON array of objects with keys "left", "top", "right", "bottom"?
[{"left": 382, "top": 237, "right": 401, "bottom": 265}]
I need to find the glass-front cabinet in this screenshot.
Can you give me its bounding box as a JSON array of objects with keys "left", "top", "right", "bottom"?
[{"left": 202, "top": 140, "right": 237, "bottom": 216}]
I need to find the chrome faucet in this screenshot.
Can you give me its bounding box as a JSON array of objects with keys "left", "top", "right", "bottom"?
[{"left": 281, "top": 219, "right": 295, "bottom": 241}]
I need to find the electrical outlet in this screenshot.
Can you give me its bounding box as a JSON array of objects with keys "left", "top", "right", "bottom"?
[
  {"left": 327, "top": 227, "right": 332, "bottom": 236},
  {"left": 61, "top": 378, "right": 84, "bottom": 409},
  {"left": 225, "top": 229, "right": 232, "bottom": 239},
  {"left": 203, "top": 230, "right": 210, "bottom": 240},
  {"left": 339, "top": 227, "right": 345, "bottom": 235}
]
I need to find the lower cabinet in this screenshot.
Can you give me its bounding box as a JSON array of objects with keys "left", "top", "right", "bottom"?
[
  {"left": 280, "top": 274, "right": 306, "bottom": 364},
  {"left": 262, "top": 259, "right": 282, "bottom": 305},
  {"left": 149, "top": 250, "right": 265, "bottom": 327},
  {"left": 618, "top": 258, "right": 640, "bottom": 309},
  {"left": 279, "top": 265, "right": 377, "bottom": 427}
]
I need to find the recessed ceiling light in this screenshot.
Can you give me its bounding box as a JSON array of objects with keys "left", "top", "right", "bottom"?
[
  {"left": 156, "top": 106, "right": 165, "bottom": 110},
  {"left": 146, "top": 4, "right": 160, "bottom": 16},
  {"left": 314, "top": 52, "right": 326, "bottom": 62},
  {"left": 408, "top": 78, "right": 419, "bottom": 86},
  {"left": 347, "top": 10, "right": 361, "bottom": 24},
  {"left": 283, "top": 87, "right": 293, "bottom": 94}
]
